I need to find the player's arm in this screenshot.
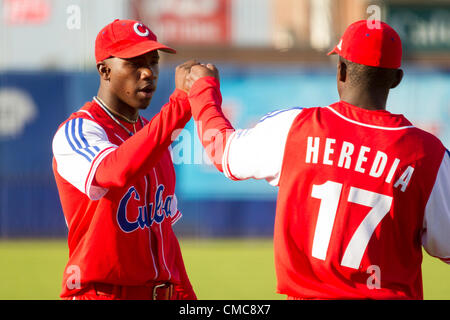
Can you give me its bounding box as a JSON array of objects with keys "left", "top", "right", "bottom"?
[
  {"left": 52, "top": 116, "right": 119, "bottom": 200},
  {"left": 188, "top": 72, "right": 234, "bottom": 172},
  {"left": 422, "top": 150, "right": 450, "bottom": 264},
  {"left": 188, "top": 64, "right": 303, "bottom": 186},
  {"left": 52, "top": 89, "right": 190, "bottom": 200},
  {"left": 53, "top": 62, "right": 194, "bottom": 200},
  {"left": 93, "top": 89, "right": 191, "bottom": 189}
]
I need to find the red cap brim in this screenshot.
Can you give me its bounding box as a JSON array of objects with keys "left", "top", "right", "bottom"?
[
  {"left": 110, "top": 40, "right": 176, "bottom": 59},
  {"left": 327, "top": 46, "right": 338, "bottom": 56}
]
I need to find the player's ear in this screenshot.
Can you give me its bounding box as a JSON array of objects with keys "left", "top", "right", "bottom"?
[
  {"left": 390, "top": 69, "right": 403, "bottom": 89},
  {"left": 97, "top": 61, "right": 111, "bottom": 81},
  {"left": 337, "top": 58, "right": 347, "bottom": 83}
]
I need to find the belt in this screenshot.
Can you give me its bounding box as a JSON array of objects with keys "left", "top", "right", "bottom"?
[
  {"left": 152, "top": 283, "right": 173, "bottom": 300},
  {"left": 91, "top": 282, "right": 174, "bottom": 300}
]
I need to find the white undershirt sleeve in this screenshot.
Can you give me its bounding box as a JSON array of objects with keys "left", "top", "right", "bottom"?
[
  {"left": 422, "top": 150, "right": 450, "bottom": 264},
  {"left": 52, "top": 117, "right": 118, "bottom": 200},
  {"left": 222, "top": 107, "right": 303, "bottom": 186}
]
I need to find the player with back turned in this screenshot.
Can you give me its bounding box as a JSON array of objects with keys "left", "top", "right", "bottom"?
[
  {"left": 185, "top": 20, "right": 450, "bottom": 299},
  {"left": 52, "top": 19, "right": 201, "bottom": 300}
]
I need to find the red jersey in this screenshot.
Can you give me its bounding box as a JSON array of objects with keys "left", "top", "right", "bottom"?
[
  {"left": 52, "top": 89, "right": 193, "bottom": 298},
  {"left": 273, "top": 102, "right": 448, "bottom": 299},
  {"left": 189, "top": 78, "right": 450, "bottom": 300}
]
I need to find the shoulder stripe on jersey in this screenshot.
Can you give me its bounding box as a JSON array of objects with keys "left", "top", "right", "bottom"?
[
  {"left": 326, "top": 106, "right": 416, "bottom": 130},
  {"left": 259, "top": 107, "right": 303, "bottom": 123},
  {"left": 70, "top": 119, "right": 93, "bottom": 159},
  {"left": 77, "top": 119, "right": 100, "bottom": 153},
  {"left": 446, "top": 149, "right": 449, "bottom": 157},
  {"left": 64, "top": 118, "right": 101, "bottom": 162},
  {"left": 65, "top": 119, "right": 92, "bottom": 162}
]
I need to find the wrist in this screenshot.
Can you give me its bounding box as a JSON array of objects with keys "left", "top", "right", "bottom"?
[
  {"left": 170, "top": 88, "right": 191, "bottom": 116},
  {"left": 172, "top": 88, "right": 189, "bottom": 99},
  {"left": 189, "top": 76, "right": 220, "bottom": 98}
]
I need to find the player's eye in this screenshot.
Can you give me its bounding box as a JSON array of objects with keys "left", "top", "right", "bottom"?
[
  {"left": 124, "top": 58, "right": 141, "bottom": 67},
  {"left": 131, "top": 59, "right": 157, "bottom": 68},
  {"left": 123, "top": 61, "right": 137, "bottom": 70}
]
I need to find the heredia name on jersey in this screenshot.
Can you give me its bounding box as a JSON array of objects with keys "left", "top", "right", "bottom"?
[
  {"left": 305, "top": 136, "right": 415, "bottom": 192},
  {"left": 117, "top": 184, "right": 173, "bottom": 233}
]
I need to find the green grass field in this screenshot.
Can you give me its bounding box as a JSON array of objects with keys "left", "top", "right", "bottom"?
[{"left": 0, "top": 238, "right": 448, "bottom": 300}]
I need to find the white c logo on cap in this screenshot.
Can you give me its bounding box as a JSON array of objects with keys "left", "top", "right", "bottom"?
[{"left": 133, "top": 23, "right": 149, "bottom": 37}]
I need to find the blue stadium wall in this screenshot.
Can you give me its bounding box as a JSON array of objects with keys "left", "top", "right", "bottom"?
[{"left": 0, "top": 65, "right": 449, "bottom": 237}]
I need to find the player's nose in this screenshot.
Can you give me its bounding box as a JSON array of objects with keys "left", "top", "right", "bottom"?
[{"left": 140, "top": 66, "right": 158, "bottom": 81}]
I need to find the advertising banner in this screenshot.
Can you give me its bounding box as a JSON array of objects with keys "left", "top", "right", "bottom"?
[{"left": 132, "top": 0, "right": 231, "bottom": 45}]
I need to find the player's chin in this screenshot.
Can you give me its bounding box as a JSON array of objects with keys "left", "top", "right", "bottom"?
[
  {"left": 135, "top": 91, "right": 154, "bottom": 108},
  {"left": 134, "top": 96, "right": 152, "bottom": 109}
]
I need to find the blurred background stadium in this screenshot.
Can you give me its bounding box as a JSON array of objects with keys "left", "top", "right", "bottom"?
[{"left": 0, "top": 0, "right": 449, "bottom": 299}]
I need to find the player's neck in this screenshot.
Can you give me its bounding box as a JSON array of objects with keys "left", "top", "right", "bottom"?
[
  {"left": 340, "top": 89, "right": 388, "bottom": 111},
  {"left": 96, "top": 88, "right": 139, "bottom": 123}
]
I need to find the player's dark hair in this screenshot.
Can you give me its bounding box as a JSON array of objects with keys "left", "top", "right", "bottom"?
[{"left": 340, "top": 57, "right": 400, "bottom": 90}]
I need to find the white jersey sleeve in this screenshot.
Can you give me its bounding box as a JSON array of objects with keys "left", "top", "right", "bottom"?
[
  {"left": 422, "top": 150, "right": 450, "bottom": 264},
  {"left": 52, "top": 117, "right": 118, "bottom": 200},
  {"left": 222, "top": 107, "right": 303, "bottom": 186}
]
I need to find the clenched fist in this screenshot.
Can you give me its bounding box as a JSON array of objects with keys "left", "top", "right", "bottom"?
[
  {"left": 175, "top": 60, "right": 200, "bottom": 93},
  {"left": 185, "top": 63, "right": 220, "bottom": 91}
]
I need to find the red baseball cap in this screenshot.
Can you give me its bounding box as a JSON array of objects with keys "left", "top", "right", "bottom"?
[
  {"left": 328, "top": 20, "right": 402, "bottom": 69},
  {"left": 95, "top": 19, "right": 176, "bottom": 63}
]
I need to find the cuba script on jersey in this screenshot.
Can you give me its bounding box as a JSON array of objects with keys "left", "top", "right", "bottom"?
[
  {"left": 305, "top": 136, "right": 415, "bottom": 192},
  {"left": 117, "top": 184, "right": 175, "bottom": 233}
]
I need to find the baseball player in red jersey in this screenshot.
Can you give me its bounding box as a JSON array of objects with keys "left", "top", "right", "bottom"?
[
  {"left": 52, "top": 19, "right": 201, "bottom": 300},
  {"left": 185, "top": 20, "right": 450, "bottom": 299}
]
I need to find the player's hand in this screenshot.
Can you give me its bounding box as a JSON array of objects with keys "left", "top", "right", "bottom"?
[
  {"left": 186, "top": 63, "right": 220, "bottom": 90},
  {"left": 175, "top": 60, "right": 200, "bottom": 93}
]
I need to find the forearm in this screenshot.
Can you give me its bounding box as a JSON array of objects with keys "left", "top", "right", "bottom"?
[
  {"left": 95, "top": 89, "right": 191, "bottom": 188},
  {"left": 189, "top": 77, "right": 234, "bottom": 171}
]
